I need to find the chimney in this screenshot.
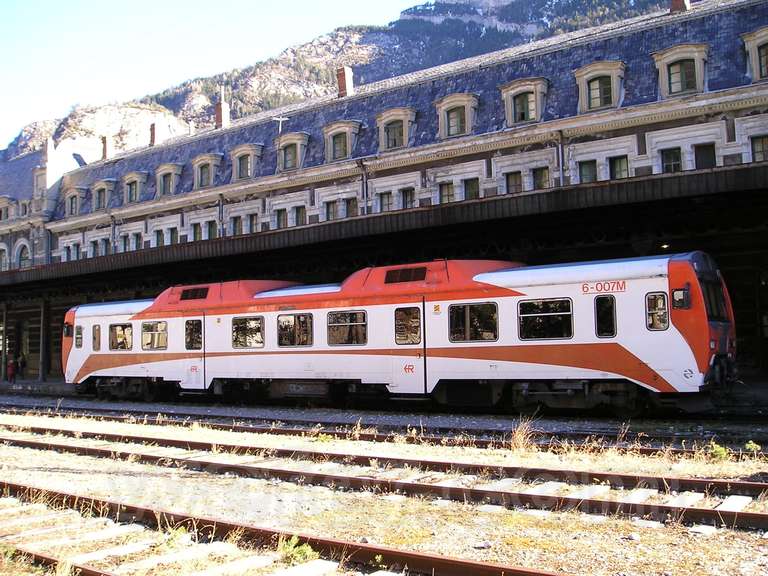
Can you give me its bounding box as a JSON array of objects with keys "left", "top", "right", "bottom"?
[
  {"left": 149, "top": 123, "right": 156, "bottom": 147},
  {"left": 337, "top": 66, "right": 354, "bottom": 98},
  {"left": 101, "top": 136, "right": 113, "bottom": 160},
  {"left": 670, "top": 0, "right": 690, "bottom": 13},
  {"left": 215, "top": 85, "right": 231, "bottom": 129}
]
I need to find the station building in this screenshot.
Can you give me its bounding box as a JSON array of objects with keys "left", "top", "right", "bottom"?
[{"left": 1, "top": 0, "right": 767, "bottom": 381}]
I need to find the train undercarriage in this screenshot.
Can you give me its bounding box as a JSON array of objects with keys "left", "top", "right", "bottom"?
[{"left": 76, "top": 375, "right": 724, "bottom": 416}]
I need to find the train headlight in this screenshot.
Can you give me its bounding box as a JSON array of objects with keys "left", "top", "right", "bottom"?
[{"left": 709, "top": 340, "right": 716, "bottom": 350}]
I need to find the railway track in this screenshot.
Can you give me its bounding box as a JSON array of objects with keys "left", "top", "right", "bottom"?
[
  {"left": 0, "top": 481, "right": 559, "bottom": 576},
  {"left": 1, "top": 416, "right": 766, "bottom": 531},
  {"left": 0, "top": 395, "right": 764, "bottom": 457}
]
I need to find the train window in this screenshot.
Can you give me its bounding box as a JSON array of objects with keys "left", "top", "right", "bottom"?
[
  {"left": 449, "top": 303, "right": 498, "bottom": 342},
  {"left": 519, "top": 299, "right": 573, "bottom": 340},
  {"left": 672, "top": 288, "right": 691, "bottom": 310},
  {"left": 594, "top": 296, "right": 616, "bottom": 338},
  {"left": 328, "top": 311, "right": 367, "bottom": 346},
  {"left": 185, "top": 320, "right": 203, "bottom": 350},
  {"left": 232, "top": 317, "right": 264, "bottom": 348},
  {"left": 142, "top": 321, "right": 168, "bottom": 350},
  {"left": 646, "top": 293, "right": 669, "bottom": 331},
  {"left": 63, "top": 323, "right": 73, "bottom": 338},
  {"left": 92, "top": 325, "right": 101, "bottom": 351},
  {"left": 277, "top": 314, "right": 313, "bottom": 347},
  {"left": 180, "top": 287, "right": 209, "bottom": 301},
  {"left": 701, "top": 282, "right": 728, "bottom": 321},
  {"left": 109, "top": 324, "right": 133, "bottom": 350},
  {"left": 74, "top": 326, "right": 83, "bottom": 348},
  {"left": 395, "top": 307, "right": 421, "bottom": 345}
]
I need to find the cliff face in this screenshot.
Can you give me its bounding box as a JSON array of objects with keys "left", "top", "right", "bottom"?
[{"left": 5, "top": 0, "right": 668, "bottom": 160}]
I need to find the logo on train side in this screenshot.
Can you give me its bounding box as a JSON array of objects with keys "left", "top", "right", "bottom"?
[
  {"left": 581, "top": 280, "right": 627, "bottom": 294},
  {"left": 404, "top": 364, "right": 415, "bottom": 374}
]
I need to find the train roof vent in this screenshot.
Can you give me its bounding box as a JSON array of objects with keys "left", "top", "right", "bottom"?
[
  {"left": 180, "top": 287, "right": 209, "bottom": 301},
  {"left": 384, "top": 267, "right": 427, "bottom": 284}
]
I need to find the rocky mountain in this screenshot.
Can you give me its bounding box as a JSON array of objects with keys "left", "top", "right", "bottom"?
[{"left": 5, "top": 0, "right": 669, "bottom": 161}]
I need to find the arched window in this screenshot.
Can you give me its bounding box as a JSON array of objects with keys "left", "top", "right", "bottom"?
[
  {"left": 384, "top": 120, "right": 404, "bottom": 149},
  {"left": 668, "top": 59, "right": 696, "bottom": 94},
  {"left": 588, "top": 76, "right": 613, "bottom": 109},
  {"left": 18, "top": 245, "right": 31, "bottom": 269},
  {"left": 446, "top": 106, "right": 466, "bottom": 137}
]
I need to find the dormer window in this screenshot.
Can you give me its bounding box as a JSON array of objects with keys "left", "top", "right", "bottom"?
[
  {"left": 20, "top": 203, "right": 28, "bottom": 217},
  {"left": 237, "top": 154, "right": 250, "bottom": 178},
  {"left": 668, "top": 60, "right": 696, "bottom": 94},
  {"left": 588, "top": 77, "right": 612, "bottom": 109},
  {"left": 742, "top": 26, "right": 768, "bottom": 82},
  {"left": 90, "top": 179, "right": 115, "bottom": 211},
  {"left": 652, "top": 44, "right": 708, "bottom": 99},
  {"left": 155, "top": 164, "right": 182, "bottom": 197},
  {"left": 122, "top": 172, "right": 148, "bottom": 205},
  {"left": 94, "top": 188, "right": 105, "bottom": 210},
  {"left": 323, "top": 121, "right": 360, "bottom": 163},
  {"left": 376, "top": 107, "right": 416, "bottom": 152},
  {"left": 229, "top": 144, "right": 263, "bottom": 183},
  {"left": 447, "top": 107, "right": 466, "bottom": 136},
  {"left": 435, "top": 93, "right": 478, "bottom": 139},
  {"left": 574, "top": 62, "right": 624, "bottom": 113},
  {"left": 191, "top": 154, "right": 223, "bottom": 189},
  {"left": 513, "top": 93, "right": 534, "bottom": 122},
  {"left": 64, "top": 188, "right": 86, "bottom": 216},
  {"left": 127, "top": 181, "right": 138, "bottom": 203},
  {"left": 275, "top": 133, "right": 309, "bottom": 173},
  {"left": 332, "top": 133, "right": 348, "bottom": 160},
  {"left": 500, "top": 78, "right": 547, "bottom": 126},
  {"left": 284, "top": 145, "right": 297, "bottom": 169},
  {"left": 385, "top": 121, "right": 403, "bottom": 149}
]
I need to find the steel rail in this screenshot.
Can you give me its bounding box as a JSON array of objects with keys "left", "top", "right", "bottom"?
[
  {"left": 5, "top": 544, "right": 117, "bottom": 576},
  {"left": 3, "top": 434, "right": 767, "bottom": 531},
  {"left": 0, "top": 480, "right": 564, "bottom": 576},
  {"left": 2, "top": 423, "right": 766, "bottom": 497},
  {"left": 1, "top": 399, "right": 760, "bottom": 458}
]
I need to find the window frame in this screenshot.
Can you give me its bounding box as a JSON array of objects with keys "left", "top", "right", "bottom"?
[
  {"left": 109, "top": 323, "right": 134, "bottom": 351},
  {"left": 518, "top": 298, "right": 574, "bottom": 341},
  {"left": 578, "top": 160, "right": 598, "bottom": 184},
  {"left": 645, "top": 292, "right": 669, "bottom": 332},
  {"left": 588, "top": 75, "right": 613, "bottom": 110},
  {"left": 141, "top": 320, "right": 169, "bottom": 351},
  {"left": 327, "top": 310, "right": 368, "bottom": 346},
  {"left": 594, "top": 295, "right": 617, "bottom": 339},
  {"left": 668, "top": 58, "right": 697, "bottom": 95},
  {"left": 92, "top": 324, "right": 101, "bottom": 351},
  {"left": 439, "top": 182, "right": 455, "bottom": 204},
  {"left": 609, "top": 155, "right": 629, "bottom": 180},
  {"left": 75, "top": 325, "right": 83, "bottom": 348},
  {"left": 448, "top": 302, "right": 499, "bottom": 343},
  {"left": 661, "top": 148, "right": 682, "bottom": 174},
  {"left": 185, "top": 319, "right": 203, "bottom": 351},
  {"left": 232, "top": 316, "right": 265, "bottom": 349},
  {"left": 752, "top": 135, "right": 768, "bottom": 162},
  {"left": 436, "top": 93, "right": 477, "bottom": 140},
  {"left": 277, "top": 313, "right": 314, "bottom": 347},
  {"left": 395, "top": 306, "right": 421, "bottom": 346}
]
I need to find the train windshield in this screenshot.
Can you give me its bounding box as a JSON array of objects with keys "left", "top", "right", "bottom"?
[{"left": 700, "top": 280, "right": 729, "bottom": 322}]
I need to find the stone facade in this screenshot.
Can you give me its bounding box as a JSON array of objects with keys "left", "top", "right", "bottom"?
[{"left": 1, "top": 0, "right": 768, "bottom": 270}]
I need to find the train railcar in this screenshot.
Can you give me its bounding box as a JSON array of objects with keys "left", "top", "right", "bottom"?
[{"left": 62, "top": 252, "right": 735, "bottom": 413}]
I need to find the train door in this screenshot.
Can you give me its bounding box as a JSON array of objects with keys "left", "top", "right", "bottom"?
[
  {"left": 182, "top": 316, "right": 205, "bottom": 391},
  {"left": 391, "top": 300, "right": 427, "bottom": 395}
]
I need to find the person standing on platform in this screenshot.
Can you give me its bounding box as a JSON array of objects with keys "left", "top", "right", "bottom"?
[{"left": 6, "top": 354, "right": 16, "bottom": 383}]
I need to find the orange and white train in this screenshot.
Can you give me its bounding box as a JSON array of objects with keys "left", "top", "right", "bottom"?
[{"left": 62, "top": 252, "right": 736, "bottom": 413}]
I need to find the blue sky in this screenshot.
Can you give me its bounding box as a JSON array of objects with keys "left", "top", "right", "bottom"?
[{"left": 0, "top": 0, "right": 417, "bottom": 148}]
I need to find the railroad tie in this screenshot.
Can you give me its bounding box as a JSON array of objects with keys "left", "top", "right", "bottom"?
[
  {"left": 568, "top": 485, "right": 611, "bottom": 500},
  {"left": 622, "top": 488, "right": 658, "bottom": 504},
  {"left": 29, "top": 522, "right": 145, "bottom": 549},
  {"left": 266, "top": 559, "right": 340, "bottom": 576},
  {"left": 67, "top": 539, "right": 159, "bottom": 564},
  {"left": 715, "top": 495, "right": 753, "bottom": 513},
  {"left": 188, "top": 553, "right": 279, "bottom": 575},
  {"left": 0, "top": 511, "right": 74, "bottom": 532},
  {"left": 0, "top": 518, "right": 109, "bottom": 542},
  {"left": 664, "top": 492, "right": 705, "bottom": 508},
  {"left": 523, "top": 481, "right": 567, "bottom": 496},
  {"left": 112, "top": 541, "right": 240, "bottom": 574}
]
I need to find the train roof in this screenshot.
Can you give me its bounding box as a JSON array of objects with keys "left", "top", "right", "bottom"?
[{"left": 474, "top": 252, "right": 703, "bottom": 288}]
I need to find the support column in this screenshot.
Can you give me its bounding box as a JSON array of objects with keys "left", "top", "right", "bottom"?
[
  {"left": 1, "top": 305, "right": 6, "bottom": 382},
  {"left": 38, "top": 299, "right": 47, "bottom": 382}
]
